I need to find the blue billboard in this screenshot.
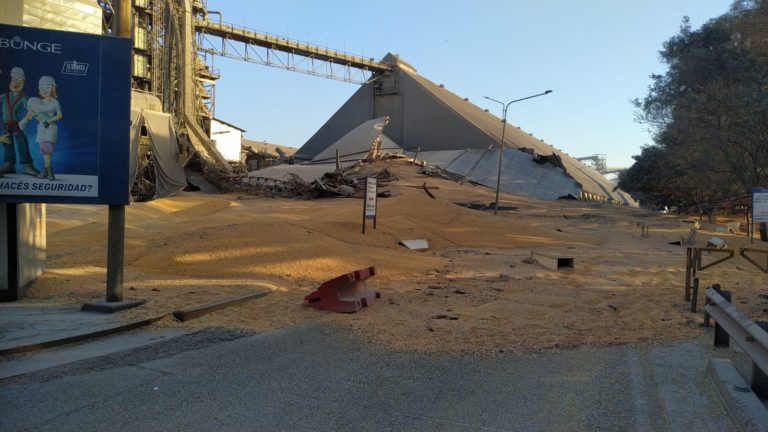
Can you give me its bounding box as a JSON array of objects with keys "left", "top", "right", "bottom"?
[{"left": 0, "top": 24, "right": 131, "bottom": 205}]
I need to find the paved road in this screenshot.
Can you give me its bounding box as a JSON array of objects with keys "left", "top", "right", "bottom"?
[{"left": 1, "top": 322, "right": 738, "bottom": 431}]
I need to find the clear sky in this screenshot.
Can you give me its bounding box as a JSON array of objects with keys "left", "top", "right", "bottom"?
[{"left": 205, "top": 0, "right": 734, "bottom": 168}]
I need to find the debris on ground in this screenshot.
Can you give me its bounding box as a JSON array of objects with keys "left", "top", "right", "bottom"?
[
  {"left": 706, "top": 237, "right": 727, "bottom": 249},
  {"left": 238, "top": 162, "right": 398, "bottom": 200},
  {"left": 399, "top": 239, "right": 429, "bottom": 250},
  {"left": 304, "top": 267, "right": 380, "bottom": 313},
  {"left": 31, "top": 159, "right": 768, "bottom": 355}
]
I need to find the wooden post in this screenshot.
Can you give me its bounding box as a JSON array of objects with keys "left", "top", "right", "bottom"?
[
  {"left": 693, "top": 248, "right": 700, "bottom": 277},
  {"left": 684, "top": 247, "right": 692, "bottom": 301},
  {"left": 690, "top": 278, "right": 699, "bottom": 313}
]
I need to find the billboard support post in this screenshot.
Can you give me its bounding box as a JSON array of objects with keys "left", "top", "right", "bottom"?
[
  {"left": 106, "top": 205, "right": 124, "bottom": 302},
  {"left": 105, "top": 1, "right": 132, "bottom": 303}
]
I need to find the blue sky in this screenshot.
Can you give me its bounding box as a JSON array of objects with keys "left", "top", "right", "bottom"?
[{"left": 206, "top": 0, "right": 734, "bottom": 168}]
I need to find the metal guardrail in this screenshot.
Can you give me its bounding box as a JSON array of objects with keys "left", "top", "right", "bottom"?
[{"left": 705, "top": 287, "right": 768, "bottom": 375}]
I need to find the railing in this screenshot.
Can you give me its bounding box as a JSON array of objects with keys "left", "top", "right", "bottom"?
[{"left": 705, "top": 287, "right": 768, "bottom": 377}]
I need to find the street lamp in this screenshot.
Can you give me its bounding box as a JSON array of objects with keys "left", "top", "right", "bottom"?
[{"left": 483, "top": 90, "right": 553, "bottom": 215}]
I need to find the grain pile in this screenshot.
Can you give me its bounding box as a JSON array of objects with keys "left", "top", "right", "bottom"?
[{"left": 24, "top": 160, "right": 768, "bottom": 354}]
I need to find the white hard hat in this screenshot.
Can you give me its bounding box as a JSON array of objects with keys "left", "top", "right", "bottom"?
[
  {"left": 10, "top": 67, "right": 24, "bottom": 80},
  {"left": 39, "top": 76, "right": 56, "bottom": 87}
]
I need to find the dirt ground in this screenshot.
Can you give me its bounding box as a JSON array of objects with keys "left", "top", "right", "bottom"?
[{"left": 23, "top": 160, "right": 768, "bottom": 354}]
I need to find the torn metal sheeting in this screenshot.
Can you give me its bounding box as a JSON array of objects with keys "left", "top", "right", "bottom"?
[
  {"left": 243, "top": 164, "right": 397, "bottom": 199},
  {"left": 399, "top": 239, "right": 429, "bottom": 250}
]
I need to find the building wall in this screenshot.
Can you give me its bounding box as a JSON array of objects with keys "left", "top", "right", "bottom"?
[
  {"left": 1, "top": 0, "right": 101, "bottom": 33},
  {"left": 210, "top": 119, "right": 243, "bottom": 162},
  {"left": 382, "top": 71, "right": 498, "bottom": 153},
  {"left": 0, "top": 0, "right": 24, "bottom": 26},
  {"left": 23, "top": 0, "right": 102, "bottom": 34},
  {"left": 298, "top": 84, "right": 374, "bottom": 159}
]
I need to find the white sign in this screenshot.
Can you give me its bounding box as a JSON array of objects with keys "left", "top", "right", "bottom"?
[
  {"left": 754, "top": 187, "right": 768, "bottom": 223},
  {"left": 0, "top": 174, "right": 98, "bottom": 197},
  {"left": 364, "top": 177, "right": 377, "bottom": 219}
]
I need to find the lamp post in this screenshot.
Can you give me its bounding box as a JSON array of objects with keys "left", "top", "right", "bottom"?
[{"left": 483, "top": 90, "right": 553, "bottom": 215}]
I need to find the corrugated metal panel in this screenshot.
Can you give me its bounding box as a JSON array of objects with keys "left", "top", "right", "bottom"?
[
  {"left": 373, "top": 94, "right": 402, "bottom": 144},
  {"left": 400, "top": 69, "right": 629, "bottom": 204},
  {"left": 298, "top": 61, "right": 635, "bottom": 205},
  {"left": 444, "top": 149, "right": 488, "bottom": 176},
  {"left": 299, "top": 84, "right": 374, "bottom": 159},
  {"left": 23, "top": 0, "right": 101, "bottom": 35},
  {"left": 311, "top": 117, "right": 396, "bottom": 163},
  {"left": 416, "top": 150, "right": 468, "bottom": 168},
  {"left": 396, "top": 73, "right": 498, "bottom": 153},
  {"left": 425, "top": 148, "right": 580, "bottom": 200},
  {"left": 250, "top": 163, "right": 337, "bottom": 182}
]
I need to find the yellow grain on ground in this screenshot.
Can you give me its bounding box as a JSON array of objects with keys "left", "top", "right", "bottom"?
[{"left": 24, "top": 160, "right": 768, "bottom": 354}]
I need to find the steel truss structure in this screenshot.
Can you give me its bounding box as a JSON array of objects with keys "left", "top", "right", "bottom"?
[{"left": 194, "top": 19, "right": 389, "bottom": 85}]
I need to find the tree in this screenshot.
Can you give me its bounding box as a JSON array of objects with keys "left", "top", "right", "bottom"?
[{"left": 627, "top": 1, "right": 768, "bottom": 209}]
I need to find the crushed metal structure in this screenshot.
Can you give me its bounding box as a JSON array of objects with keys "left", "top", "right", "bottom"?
[
  {"left": 298, "top": 54, "right": 635, "bottom": 205},
  {"left": 43, "top": 0, "right": 633, "bottom": 204}
]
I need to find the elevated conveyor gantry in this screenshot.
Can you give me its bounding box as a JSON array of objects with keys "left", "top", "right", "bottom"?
[{"left": 194, "top": 18, "right": 392, "bottom": 84}]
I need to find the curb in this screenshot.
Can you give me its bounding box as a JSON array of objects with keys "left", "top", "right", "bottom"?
[
  {"left": 172, "top": 290, "right": 272, "bottom": 322},
  {"left": 708, "top": 358, "right": 768, "bottom": 432},
  {"left": 0, "top": 314, "right": 167, "bottom": 357}
]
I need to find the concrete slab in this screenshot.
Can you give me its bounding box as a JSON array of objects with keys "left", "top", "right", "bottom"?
[
  {"left": 172, "top": 290, "right": 271, "bottom": 322},
  {"left": 0, "top": 304, "right": 163, "bottom": 356},
  {"left": 0, "top": 328, "right": 189, "bottom": 379},
  {"left": 531, "top": 252, "right": 575, "bottom": 270},
  {"left": 81, "top": 299, "right": 146, "bottom": 313},
  {"left": 398, "top": 239, "right": 429, "bottom": 250}
]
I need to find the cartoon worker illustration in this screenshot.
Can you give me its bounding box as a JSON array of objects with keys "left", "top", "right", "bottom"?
[
  {"left": 0, "top": 67, "right": 40, "bottom": 177},
  {"left": 22, "top": 76, "right": 62, "bottom": 181}
]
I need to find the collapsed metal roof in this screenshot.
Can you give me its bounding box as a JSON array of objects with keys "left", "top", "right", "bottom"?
[
  {"left": 253, "top": 116, "right": 402, "bottom": 182},
  {"left": 297, "top": 54, "right": 635, "bottom": 205}
]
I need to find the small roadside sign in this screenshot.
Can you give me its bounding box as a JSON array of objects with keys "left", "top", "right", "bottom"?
[
  {"left": 754, "top": 187, "right": 768, "bottom": 223},
  {"left": 362, "top": 177, "right": 377, "bottom": 233}
]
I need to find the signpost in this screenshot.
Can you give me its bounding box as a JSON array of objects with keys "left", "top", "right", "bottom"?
[
  {"left": 362, "top": 177, "right": 377, "bottom": 234},
  {"left": 753, "top": 187, "right": 768, "bottom": 244}
]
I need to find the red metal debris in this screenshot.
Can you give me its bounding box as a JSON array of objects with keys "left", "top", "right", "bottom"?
[{"left": 304, "top": 267, "right": 380, "bottom": 313}]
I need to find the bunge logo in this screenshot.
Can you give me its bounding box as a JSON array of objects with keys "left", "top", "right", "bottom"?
[
  {"left": 0, "top": 35, "right": 62, "bottom": 53},
  {"left": 62, "top": 60, "right": 88, "bottom": 76}
]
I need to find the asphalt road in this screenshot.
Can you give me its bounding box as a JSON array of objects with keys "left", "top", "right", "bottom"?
[{"left": 1, "top": 322, "right": 738, "bottom": 432}]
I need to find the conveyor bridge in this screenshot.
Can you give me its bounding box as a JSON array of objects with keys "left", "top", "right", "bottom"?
[{"left": 194, "top": 18, "right": 391, "bottom": 84}]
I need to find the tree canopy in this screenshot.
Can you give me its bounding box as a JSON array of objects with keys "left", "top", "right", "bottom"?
[{"left": 620, "top": 0, "right": 768, "bottom": 209}]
